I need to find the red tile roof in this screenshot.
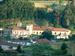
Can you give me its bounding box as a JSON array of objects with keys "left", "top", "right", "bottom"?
[
  {"left": 48, "top": 28, "right": 70, "bottom": 32},
  {"left": 4, "top": 24, "right": 70, "bottom": 32},
  {"left": 33, "top": 25, "right": 47, "bottom": 30},
  {"left": 36, "top": 39, "right": 51, "bottom": 44},
  {"left": 33, "top": 25, "right": 70, "bottom": 32}
]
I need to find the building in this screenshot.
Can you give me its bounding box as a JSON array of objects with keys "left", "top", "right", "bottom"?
[
  {"left": 3, "top": 24, "right": 71, "bottom": 39},
  {"left": 26, "top": 24, "right": 71, "bottom": 39},
  {"left": 10, "top": 24, "right": 45, "bottom": 38},
  {"left": 49, "top": 28, "right": 71, "bottom": 39},
  {"left": 11, "top": 27, "right": 29, "bottom": 39},
  {"left": 35, "top": 39, "right": 52, "bottom": 44},
  {"left": 26, "top": 24, "right": 46, "bottom": 35}
]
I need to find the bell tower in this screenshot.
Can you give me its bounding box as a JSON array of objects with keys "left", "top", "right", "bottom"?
[{"left": 26, "top": 24, "right": 33, "bottom": 35}]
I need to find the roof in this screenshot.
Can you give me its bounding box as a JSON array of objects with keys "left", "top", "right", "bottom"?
[
  {"left": 35, "top": 39, "right": 52, "bottom": 44},
  {"left": 48, "top": 28, "right": 70, "bottom": 32},
  {"left": 3, "top": 24, "right": 71, "bottom": 32},
  {"left": 33, "top": 25, "right": 48, "bottom": 30},
  {"left": 33, "top": 25, "right": 70, "bottom": 32}
]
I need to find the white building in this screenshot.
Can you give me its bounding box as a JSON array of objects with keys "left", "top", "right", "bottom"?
[
  {"left": 49, "top": 28, "right": 71, "bottom": 39},
  {"left": 25, "top": 24, "right": 71, "bottom": 39},
  {"left": 3, "top": 24, "right": 71, "bottom": 39},
  {"left": 11, "top": 27, "right": 29, "bottom": 39}
]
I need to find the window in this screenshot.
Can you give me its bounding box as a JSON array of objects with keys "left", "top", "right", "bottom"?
[
  {"left": 40, "top": 32, "right": 41, "bottom": 34},
  {"left": 55, "top": 32, "right": 56, "bottom": 35},
  {"left": 37, "top": 32, "right": 38, "bottom": 34}
]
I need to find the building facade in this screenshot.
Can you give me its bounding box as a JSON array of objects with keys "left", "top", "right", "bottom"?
[
  {"left": 50, "top": 28, "right": 71, "bottom": 39},
  {"left": 11, "top": 27, "right": 29, "bottom": 39},
  {"left": 3, "top": 24, "right": 71, "bottom": 39},
  {"left": 26, "top": 24, "right": 71, "bottom": 39}
]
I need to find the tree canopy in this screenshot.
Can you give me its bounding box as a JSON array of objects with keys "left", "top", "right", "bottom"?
[
  {"left": 0, "top": 0, "right": 75, "bottom": 30},
  {"left": 0, "top": 0, "right": 34, "bottom": 19},
  {"left": 40, "top": 30, "right": 54, "bottom": 40},
  {"left": 31, "top": 43, "right": 53, "bottom": 56}
]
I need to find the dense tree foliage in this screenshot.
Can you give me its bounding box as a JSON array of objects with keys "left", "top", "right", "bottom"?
[
  {"left": 60, "top": 0, "right": 75, "bottom": 29},
  {"left": 40, "top": 30, "right": 54, "bottom": 40},
  {"left": 31, "top": 43, "right": 53, "bottom": 56},
  {"left": 0, "top": 0, "right": 75, "bottom": 30},
  {"left": 0, "top": 42, "right": 72, "bottom": 56},
  {"left": 0, "top": 46, "right": 3, "bottom": 53},
  {"left": 16, "top": 45, "right": 22, "bottom": 53},
  {"left": 61, "top": 43, "right": 68, "bottom": 55},
  {"left": 0, "top": 0, "right": 34, "bottom": 19},
  {"left": 69, "top": 34, "right": 75, "bottom": 41}
]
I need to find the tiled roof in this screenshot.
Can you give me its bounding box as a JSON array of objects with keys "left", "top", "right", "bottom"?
[
  {"left": 3, "top": 24, "right": 70, "bottom": 32},
  {"left": 33, "top": 25, "right": 70, "bottom": 32},
  {"left": 33, "top": 25, "right": 48, "bottom": 30},
  {"left": 48, "top": 28, "right": 70, "bottom": 32},
  {"left": 35, "top": 39, "right": 52, "bottom": 44}
]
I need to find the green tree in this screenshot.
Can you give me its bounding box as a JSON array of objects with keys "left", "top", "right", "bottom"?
[
  {"left": 34, "top": 8, "right": 48, "bottom": 26},
  {"left": 49, "top": 4, "right": 65, "bottom": 27},
  {"left": 0, "top": 0, "right": 34, "bottom": 19},
  {"left": 46, "top": 10, "right": 57, "bottom": 27},
  {"left": 31, "top": 43, "right": 53, "bottom": 56},
  {"left": 0, "top": 46, "right": 3, "bottom": 52},
  {"left": 69, "top": 34, "right": 75, "bottom": 41},
  {"left": 16, "top": 45, "right": 22, "bottom": 53},
  {"left": 61, "top": 43, "right": 68, "bottom": 55},
  {"left": 40, "top": 30, "right": 54, "bottom": 40},
  {"left": 60, "top": 0, "right": 75, "bottom": 28}
]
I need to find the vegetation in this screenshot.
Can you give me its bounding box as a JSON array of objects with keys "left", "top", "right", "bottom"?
[
  {"left": 16, "top": 45, "right": 22, "bottom": 53},
  {"left": 0, "top": 46, "right": 3, "bottom": 53},
  {"left": 0, "top": 0, "right": 75, "bottom": 30},
  {"left": 0, "top": 42, "right": 72, "bottom": 56},
  {"left": 61, "top": 43, "right": 68, "bottom": 55},
  {"left": 69, "top": 34, "right": 75, "bottom": 41},
  {"left": 40, "top": 30, "right": 54, "bottom": 40},
  {"left": 0, "top": 0, "right": 75, "bottom": 56},
  {"left": 31, "top": 43, "right": 53, "bottom": 56},
  {"left": 0, "top": 0, "right": 34, "bottom": 19},
  {"left": 60, "top": 1, "right": 75, "bottom": 29}
]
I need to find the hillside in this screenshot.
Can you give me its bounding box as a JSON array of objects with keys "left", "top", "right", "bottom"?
[{"left": 0, "top": 0, "right": 75, "bottom": 31}]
